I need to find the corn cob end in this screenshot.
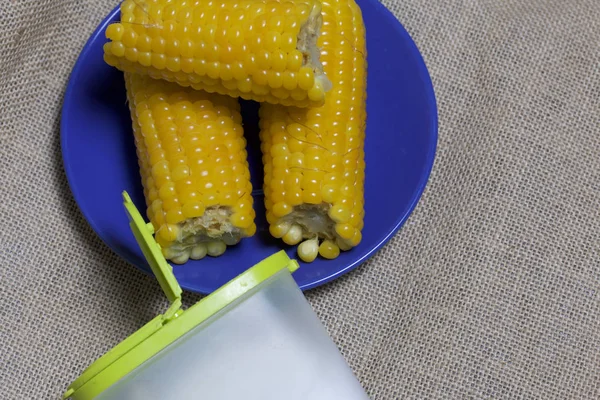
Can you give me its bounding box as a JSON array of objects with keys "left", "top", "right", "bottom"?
[
  {"left": 269, "top": 203, "right": 363, "bottom": 263},
  {"left": 159, "top": 204, "right": 254, "bottom": 264}
]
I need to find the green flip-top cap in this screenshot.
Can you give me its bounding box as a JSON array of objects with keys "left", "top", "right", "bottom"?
[{"left": 62, "top": 191, "right": 299, "bottom": 400}]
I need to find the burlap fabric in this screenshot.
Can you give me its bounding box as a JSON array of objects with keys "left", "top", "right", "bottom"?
[{"left": 1, "top": 0, "right": 598, "bottom": 398}]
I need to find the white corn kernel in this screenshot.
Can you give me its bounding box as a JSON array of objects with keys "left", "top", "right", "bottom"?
[
  {"left": 207, "top": 241, "right": 226, "bottom": 257},
  {"left": 190, "top": 244, "right": 208, "bottom": 260},
  {"left": 298, "top": 238, "right": 319, "bottom": 263}
]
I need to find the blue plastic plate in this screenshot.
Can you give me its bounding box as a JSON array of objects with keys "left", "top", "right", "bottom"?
[{"left": 62, "top": 0, "right": 437, "bottom": 294}]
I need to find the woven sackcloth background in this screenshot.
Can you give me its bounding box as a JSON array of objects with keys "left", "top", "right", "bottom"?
[{"left": 1, "top": 0, "right": 599, "bottom": 398}]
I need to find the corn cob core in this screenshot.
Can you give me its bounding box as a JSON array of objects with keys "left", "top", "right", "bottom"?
[
  {"left": 259, "top": 0, "right": 366, "bottom": 262},
  {"left": 125, "top": 73, "right": 256, "bottom": 264},
  {"left": 105, "top": 0, "right": 331, "bottom": 108}
]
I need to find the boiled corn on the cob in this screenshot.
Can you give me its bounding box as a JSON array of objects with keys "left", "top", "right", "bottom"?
[
  {"left": 125, "top": 73, "right": 256, "bottom": 264},
  {"left": 259, "top": 0, "right": 366, "bottom": 262},
  {"left": 105, "top": 0, "right": 331, "bottom": 108}
]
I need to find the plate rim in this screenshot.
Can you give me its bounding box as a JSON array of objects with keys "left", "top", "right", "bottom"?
[{"left": 61, "top": 0, "right": 438, "bottom": 294}]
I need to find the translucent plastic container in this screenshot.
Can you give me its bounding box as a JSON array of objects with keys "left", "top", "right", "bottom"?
[
  {"left": 99, "top": 270, "right": 368, "bottom": 400},
  {"left": 63, "top": 193, "right": 370, "bottom": 400}
]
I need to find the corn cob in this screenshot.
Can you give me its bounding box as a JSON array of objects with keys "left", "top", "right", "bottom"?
[
  {"left": 125, "top": 73, "right": 256, "bottom": 264},
  {"left": 105, "top": 0, "right": 331, "bottom": 108},
  {"left": 259, "top": 0, "right": 366, "bottom": 262}
]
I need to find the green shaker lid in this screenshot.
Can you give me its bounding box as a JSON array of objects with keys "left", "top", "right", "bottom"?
[{"left": 63, "top": 191, "right": 299, "bottom": 400}]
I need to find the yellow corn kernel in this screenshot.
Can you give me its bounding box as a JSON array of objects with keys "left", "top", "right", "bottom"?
[
  {"left": 319, "top": 240, "right": 340, "bottom": 259},
  {"left": 105, "top": 0, "right": 331, "bottom": 108},
  {"left": 269, "top": 221, "right": 291, "bottom": 239},
  {"left": 259, "top": 0, "right": 366, "bottom": 262},
  {"left": 125, "top": 73, "right": 256, "bottom": 263}
]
